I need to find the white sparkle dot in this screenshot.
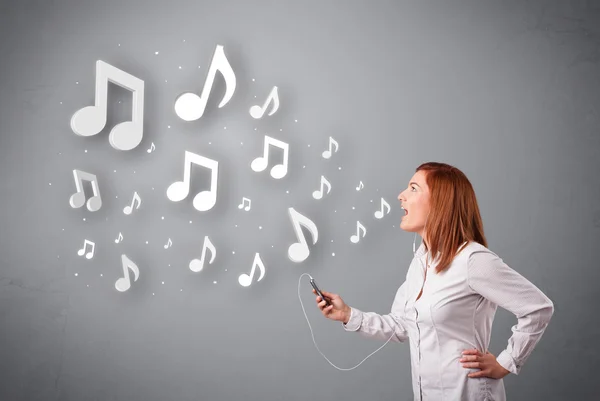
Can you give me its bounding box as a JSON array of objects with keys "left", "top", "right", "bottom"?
[
  {"left": 241, "top": 142, "right": 243, "bottom": 145},
  {"left": 198, "top": 65, "right": 201, "bottom": 68},
  {"left": 118, "top": 44, "right": 121, "bottom": 46},
  {"left": 165, "top": 79, "right": 167, "bottom": 83},
  {"left": 179, "top": 66, "right": 182, "bottom": 69},
  {"left": 189, "top": 220, "right": 192, "bottom": 224},
  {"left": 49, "top": 182, "right": 51, "bottom": 185},
  {"left": 213, "top": 280, "right": 217, "bottom": 284},
  {"left": 100, "top": 274, "right": 103, "bottom": 277},
  {"left": 232, "top": 251, "right": 235, "bottom": 254},
  {"left": 235, "top": 225, "right": 238, "bottom": 227},
  {"left": 87, "top": 284, "right": 89, "bottom": 287},
  {"left": 162, "top": 281, "right": 165, "bottom": 284},
  {"left": 352, "top": 206, "right": 355, "bottom": 210},
  {"left": 259, "top": 226, "right": 262, "bottom": 230},
  {"left": 168, "top": 125, "right": 171, "bottom": 128},
  {"left": 76, "top": 81, "right": 79, "bottom": 84},
  {"left": 62, "top": 228, "right": 64, "bottom": 231},
  {"left": 280, "top": 128, "right": 283, "bottom": 131},
  {"left": 339, "top": 167, "right": 342, "bottom": 170},
  {"left": 83, "top": 218, "right": 86, "bottom": 221},
  {"left": 133, "top": 171, "right": 136, "bottom": 174},
  {"left": 334, "top": 210, "right": 337, "bottom": 213},
  {"left": 331, "top": 240, "right": 334, "bottom": 242},
  {"left": 155, "top": 51, "right": 159, "bottom": 55},
  {"left": 208, "top": 142, "right": 211, "bottom": 145},
  {"left": 114, "top": 170, "right": 116, "bottom": 172},
  {"left": 272, "top": 245, "right": 274, "bottom": 248},
  {"left": 74, "top": 273, "right": 78, "bottom": 276},
  {"left": 60, "top": 102, "right": 62, "bottom": 104},
  {"left": 303, "top": 166, "right": 305, "bottom": 168},
  {"left": 146, "top": 241, "right": 149, "bottom": 244},
  {"left": 84, "top": 149, "right": 87, "bottom": 153},
  {"left": 370, "top": 200, "right": 373, "bottom": 202},
  {"left": 224, "top": 126, "right": 227, "bottom": 129},
  {"left": 254, "top": 128, "right": 257, "bottom": 130},
  {"left": 153, "top": 293, "right": 155, "bottom": 295},
  {"left": 332, "top": 253, "right": 335, "bottom": 256},
  {"left": 161, "top": 216, "right": 164, "bottom": 220},
  {"left": 168, "top": 264, "right": 171, "bottom": 267},
  {"left": 252, "top": 78, "right": 255, "bottom": 81},
  {"left": 180, "top": 289, "right": 183, "bottom": 291},
  {"left": 286, "top": 190, "right": 289, "bottom": 194},
  {"left": 152, "top": 187, "right": 154, "bottom": 190},
  {"left": 295, "top": 119, "right": 298, "bottom": 122},
  {"left": 183, "top": 39, "right": 185, "bottom": 42}
]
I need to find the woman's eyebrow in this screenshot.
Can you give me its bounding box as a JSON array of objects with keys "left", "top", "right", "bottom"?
[{"left": 409, "top": 182, "right": 420, "bottom": 187}]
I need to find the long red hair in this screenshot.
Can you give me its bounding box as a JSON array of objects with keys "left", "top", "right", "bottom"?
[{"left": 416, "top": 162, "right": 488, "bottom": 274}]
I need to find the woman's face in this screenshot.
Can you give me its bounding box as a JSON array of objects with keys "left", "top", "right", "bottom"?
[{"left": 398, "top": 171, "right": 430, "bottom": 238}]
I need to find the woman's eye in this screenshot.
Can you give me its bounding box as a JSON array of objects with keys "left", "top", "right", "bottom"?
[{"left": 411, "top": 186, "right": 416, "bottom": 191}]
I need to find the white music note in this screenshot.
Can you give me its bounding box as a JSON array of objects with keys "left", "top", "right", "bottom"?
[
  {"left": 350, "top": 221, "right": 367, "bottom": 244},
  {"left": 174, "top": 44, "right": 236, "bottom": 121},
  {"left": 249, "top": 86, "right": 279, "bottom": 119},
  {"left": 356, "top": 181, "right": 364, "bottom": 191},
  {"left": 147, "top": 142, "right": 155, "bottom": 153},
  {"left": 287, "top": 207, "right": 319, "bottom": 263},
  {"left": 251, "top": 135, "right": 289, "bottom": 179},
  {"left": 77, "top": 239, "right": 95, "bottom": 259},
  {"left": 164, "top": 238, "right": 172, "bottom": 249},
  {"left": 167, "top": 151, "right": 219, "bottom": 212},
  {"left": 374, "top": 198, "right": 391, "bottom": 219},
  {"left": 69, "top": 169, "right": 102, "bottom": 212},
  {"left": 322, "top": 136, "right": 339, "bottom": 159},
  {"left": 115, "top": 232, "right": 123, "bottom": 244},
  {"left": 70, "top": 60, "right": 145, "bottom": 151},
  {"left": 238, "top": 253, "right": 266, "bottom": 287},
  {"left": 115, "top": 254, "right": 140, "bottom": 292},
  {"left": 312, "top": 175, "right": 332, "bottom": 200},
  {"left": 189, "top": 236, "right": 216, "bottom": 272},
  {"left": 123, "top": 191, "right": 141, "bottom": 215},
  {"left": 238, "top": 197, "right": 251, "bottom": 211}
]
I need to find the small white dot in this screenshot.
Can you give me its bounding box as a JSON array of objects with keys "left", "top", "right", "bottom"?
[
  {"left": 152, "top": 187, "right": 154, "bottom": 190},
  {"left": 272, "top": 245, "right": 274, "bottom": 248},
  {"left": 168, "top": 125, "right": 171, "bottom": 128},
  {"left": 232, "top": 251, "right": 235, "bottom": 254},
  {"left": 198, "top": 66, "right": 201, "bottom": 68},
  {"left": 59, "top": 102, "right": 62, "bottom": 105},
  {"left": 115, "top": 195, "right": 118, "bottom": 199},
  {"left": 352, "top": 207, "right": 355, "bottom": 210},
  {"left": 168, "top": 264, "right": 171, "bottom": 267},
  {"left": 241, "top": 142, "right": 243, "bottom": 145},
  {"left": 155, "top": 51, "right": 159, "bottom": 55},
  {"left": 235, "top": 225, "right": 238, "bottom": 228},
  {"left": 307, "top": 144, "right": 310, "bottom": 147},
  {"left": 49, "top": 182, "right": 52, "bottom": 186},
  {"left": 189, "top": 220, "right": 192, "bottom": 224},
  {"left": 370, "top": 200, "right": 373, "bottom": 203},
  {"left": 161, "top": 216, "right": 164, "bottom": 220},
  {"left": 208, "top": 142, "right": 211, "bottom": 145},
  {"left": 114, "top": 170, "right": 116, "bottom": 173},
  {"left": 180, "top": 289, "right": 183, "bottom": 291},
  {"left": 254, "top": 128, "right": 257, "bottom": 131},
  {"left": 84, "top": 149, "right": 87, "bottom": 153},
  {"left": 179, "top": 66, "right": 182, "bottom": 69},
  {"left": 118, "top": 43, "right": 121, "bottom": 46},
  {"left": 259, "top": 226, "right": 262, "bottom": 230},
  {"left": 332, "top": 253, "right": 335, "bottom": 256},
  {"left": 280, "top": 128, "right": 283, "bottom": 131},
  {"left": 303, "top": 166, "right": 306, "bottom": 168},
  {"left": 133, "top": 171, "right": 136, "bottom": 174},
  {"left": 87, "top": 284, "right": 89, "bottom": 287},
  {"left": 62, "top": 228, "right": 65, "bottom": 231},
  {"left": 183, "top": 39, "right": 186, "bottom": 42},
  {"left": 162, "top": 281, "right": 165, "bottom": 284},
  {"left": 339, "top": 167, "right": 342, "bottom": 170},
  {"left": 74, "top": 273, "right": 78, "bottom": 276},
  {"left": 100, "top": 274, "right": 103, "bottom": 277},
  {"left": 295, "top": 119, "right": 298, "bottom": 122},
  {"left": 146, "top": 241, "right": 149, "bottom": 244},
  {"left": 331, "top": 240, "right": 334, "bottom": 242},
  {"left": 76, "top": 81, "right": 79, "bottom": 85},
  {"left": 224, "top": 126, "right": 227, "bottom": 129},
  {"left": 165, "top": 79, "right": 168, "bottom": 83},
  {"left": 286, "top": 190, "right": 289, "bottom": 194},
  {"left": 83, "top": 218, "right": 86, "bottom": 221},
  {"left": 252, "top": 78, "right": 255, "bottom": 81},
  {"left": 334, "top": 210, "right": 337, "bottom": 213},
  {"left": 153, "top": 293, "right": 155, "bottom": 295}
]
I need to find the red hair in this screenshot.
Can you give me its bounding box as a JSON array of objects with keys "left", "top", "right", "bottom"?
[{"left": 416, "top": 162, "right": 488, "bottom": 274}]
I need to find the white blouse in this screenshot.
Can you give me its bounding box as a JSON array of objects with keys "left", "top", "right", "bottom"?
[{"left": 342, "top": 240, "right": 554, "bottom": 401}]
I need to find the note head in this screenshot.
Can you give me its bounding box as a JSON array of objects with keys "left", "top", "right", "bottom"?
[
  {"left": 174, "top": 92, "right": 204, "bottom": 121},
  {"left": 249, "top": 105, "right": 263, "bottom": 119},
  {"left": 189, "top": 259, "right": 203, "bottom": 272},
  {"left": 288, "top": 243, "right": 309, "bottom": 263},
  {"left": 69, "top": 192, "right": 86, "bottom": 209},
  {"left": 109, "top": 121, "right": 143, "bottom": 151},
  {"left": 251, "top": 157, "right": 268, "bottom": 173},
  {"left": 312, "top": 191, "right": 322, "bottom": 200},
  {"left": 270, "top": 164, "right": 287, "bottom": 179},
  {"left": 70, "top": 105, "right": 106, "bottom": 137},
  {"left": 166, "top": 181, "right": 189, "bottom": 202},
  {"left": 374, "top": 211, "right": 383, "bottom": 219},
  {"left": 322, "top": 151, "right": 331, "bottom": 159},
  {"left": 86, "top": 196, "right": 102, "bottom": 212},
  {"left": 193, "top": 190, "right": 216, "bottom": 212}
]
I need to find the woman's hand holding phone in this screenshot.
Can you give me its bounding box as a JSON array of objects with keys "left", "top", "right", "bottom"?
[{"left": 312, "top": 288, "right": 351, "bottom": 324}]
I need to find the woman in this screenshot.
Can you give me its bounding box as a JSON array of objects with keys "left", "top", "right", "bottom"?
[{"left": 313, "top": 162, "right": 554, "bottom": 401}]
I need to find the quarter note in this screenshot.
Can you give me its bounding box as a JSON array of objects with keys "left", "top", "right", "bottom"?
[
  {"left": 287, "top": 207, "right": 319, "bottom": 263},
  {"left": 147, "top": 142, "right": 155, "bottom": 153},
  {"left": 251, "top": 135, "right": 289, "bottom": 179},
  {"left": 167, "top": 150, "right": 219, "bottom": 212},
  {"left": 174, "top": 44, "right": 236, "bottom": 121},
  {"left": 115, "top": 254, "right": 140, "bottom": 292},
  {"left": 70, "top": 60, "right": 145, "bottom": 151},
  {"left": 77, "top": 239, "right": 95, "bottom": 259},
  {"left": 374, "top": 197, "right": 391, "bottom": 219},
  {"left": 123, "top": 191, "right": 141, "bottom": 215},
  {"left": 115, "top": 232, "right": 123, "bottom": 244},
  {"left": 238, "top": 197, "right": 251, "bottom": 211},
  {"left": 164, "top": 238, "right": 172, "bottom": 249},
  {"left": 249, "top": 86, "right": 279, "bottom": 119},
  {"left": 350, "top": 221, "right": 367, "bottom": 244},
  {"left": 312, "top": 175, "right": 332, "bottom": 200},
  {"left": 69, "top": 169, "right": 102, "bottom": 212},
  {"left": 238, "top": 253, "right": 266, "bottom": 287},
  {"left": 322, "top": 136, "right": 339, "bottom": 159},
  {"left": 356, "top": 181, "right": 364, "bottom": 191},
  {"left": 189, "top": 236, "right": 216, "bottom": 272}
]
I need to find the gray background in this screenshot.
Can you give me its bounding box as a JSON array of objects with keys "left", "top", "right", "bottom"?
[{"left": 1, "top": 0, "right": 598, "bottom": 400}]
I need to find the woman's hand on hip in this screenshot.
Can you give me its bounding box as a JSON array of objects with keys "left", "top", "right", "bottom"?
[{"left": 460, "top": 349, "right": 511, "bottom": 379}]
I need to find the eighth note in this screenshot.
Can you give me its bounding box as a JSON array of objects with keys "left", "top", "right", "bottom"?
[
  {"left": 238, "top": 197, "right": 251, "bottom": 211},
  {"left": 77, "top": 239, "right": 95, "bottom": 259},
  {"left": 115, "top": 232, "right": 123, "bottom": 244},
  {"left": 249, "top": 86, "right": 279, "bottom": 119},
  {"left": 350, "top": 221, "right": 367, "bottom": 244},
  {"left": 147, "top": 142, "right": 155, "bottom": 153},
  {"left": 164, "top": 238, "right": 172, "bottom": 249},
  {"left": 374, "top": 198, "right": 391, "bottom": 219},
  {"left": 238, "top": 253, "right": 266, "bottom": 287},
  {"left": 115, "top": 254, "right": 140, "bottom": 292},
  {"left": 322, "top": 136, "right": 339, "bottom": 159},
  {"left": 287, "top": 207, "right": 319, "bottom": 263},
  {"left": 189, "top": 236, "right": 216, "bottom": 272},
  {"left": 312, "top": 175, "right": 332, "bottom": 200},
  {"left": 123, "top": 191, "right": 141, "bottom": 215},
  {"left": 356, "top": 181, "right": 364, "bottom": 191}
]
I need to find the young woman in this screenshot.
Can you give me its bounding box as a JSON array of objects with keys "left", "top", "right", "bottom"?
[{"left": 313, "top": 162, "right": 554, "bottom": 401}]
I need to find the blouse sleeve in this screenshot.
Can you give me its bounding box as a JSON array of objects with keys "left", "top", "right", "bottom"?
[
  {"left": 340, "top": 279, "right": 410, "bottom": 343},
  {"left": 467, "top": 249, "right": 554, "bottom": 375}
]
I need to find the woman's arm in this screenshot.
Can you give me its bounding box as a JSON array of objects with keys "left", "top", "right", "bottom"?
[
  {"left": 341, "top": 280, "right": 410, "bottom": 343},
  {"left": 467, "top": 249, "right": 555, "bottom": 375}
]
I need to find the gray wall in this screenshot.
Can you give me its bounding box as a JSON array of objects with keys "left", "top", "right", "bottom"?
[{"left": 1, "top": 0, "right": 598, "bottom": 400}]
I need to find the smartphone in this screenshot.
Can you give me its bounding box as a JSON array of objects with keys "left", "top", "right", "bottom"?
[{"left": 310, "top": 278, "right": 331, "bottom": 306}]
